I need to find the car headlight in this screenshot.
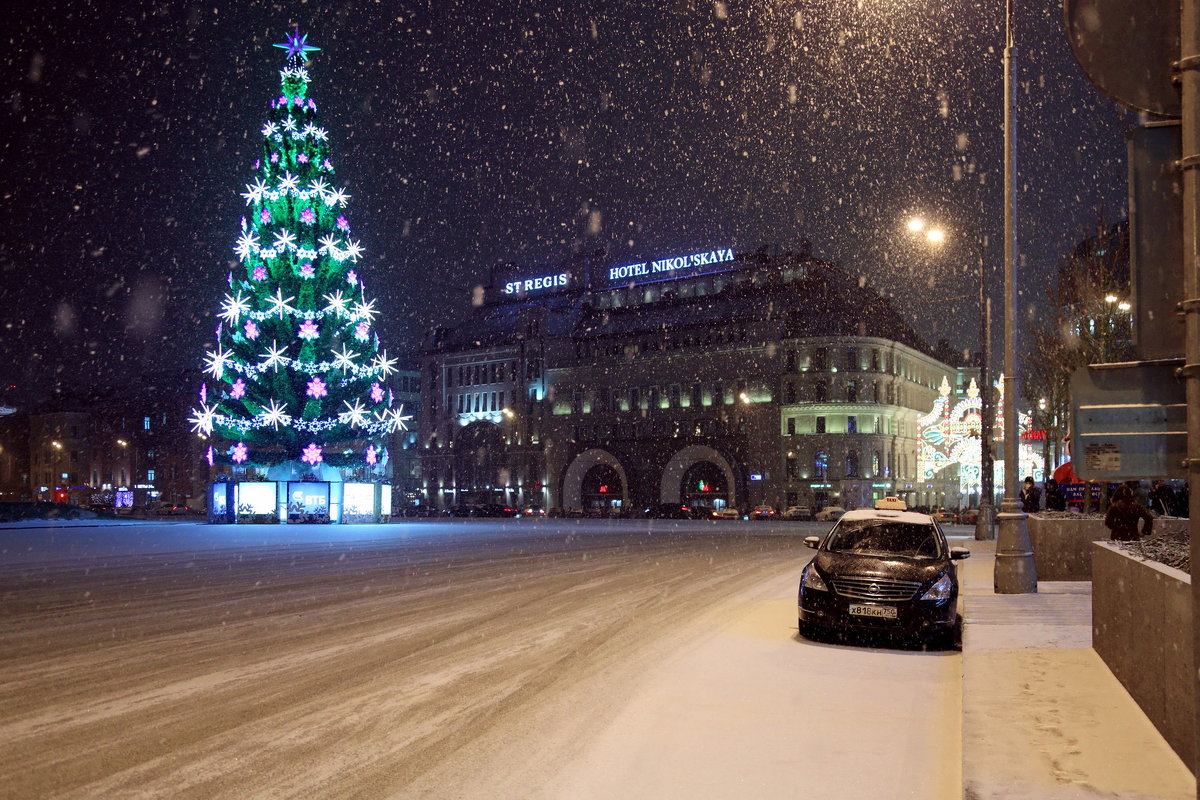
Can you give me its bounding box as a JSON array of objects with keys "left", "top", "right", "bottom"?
[
  {"left": 801, "top": 563, "right": 828, "bottom": 593},
  {"left": 920, "top": 573, "right": 954, "bottom": 602}
]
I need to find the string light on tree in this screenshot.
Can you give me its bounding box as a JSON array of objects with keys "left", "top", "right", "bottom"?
[{"left": 191, "top": 27, "right": 400, "bottom": 477}]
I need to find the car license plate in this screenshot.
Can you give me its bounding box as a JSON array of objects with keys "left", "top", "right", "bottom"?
[{"left": 848, "top": 603, "right": 897, "bottom": 619}]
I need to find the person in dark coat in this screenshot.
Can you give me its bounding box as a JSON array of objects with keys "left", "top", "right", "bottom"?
[
  {"left": 1148, "top": 480, "right": 1175, "bottom": 516},
  {"left": 1044, "top": 478, "right": 1066, "bottom": 512},
  {"left": 1019, "top": 476, "right": 1041, "bottom": 513},
  {"left": 1104, "top": 484, "right": 1154, "bottom": 541}
]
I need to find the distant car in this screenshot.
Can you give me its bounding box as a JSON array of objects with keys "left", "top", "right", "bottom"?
[
  {"left": 476, "top": 503, "right": 520, "bottom": 518},
  {"left": 643, "top": 503, "right": 691, "bottom": 519},
  {"left": 751, "top": 505, "right": 776, "bottom": 520},
  {"left": 798, "top": 505, "right": 970, "bottom": 647},
  {"left": 814, "top": 506, "right": 846, "bottom": 522},
  {"left": 522, "top": 505, "right": 546, "bottom": 517},
  {"left": 711, "top": 507, "right": 741, "bottom": 520},
  {"left": 445, "top": 505, "right": 478, "bottom": 517},
  {"left": 781, "top": 506, "right": 813, "bottom": 521},
  {"left": 932, "top": 508, "right": 959, "bottom": 525},
  {"left": 960, "top": 508, "right": 980, "bottom": 525}
]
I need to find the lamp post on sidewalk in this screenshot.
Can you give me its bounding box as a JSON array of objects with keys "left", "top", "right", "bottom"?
[
  {"left": 904, "top": 218, "right": 995, "bottom": 539},
  {"left": 993, "top": 0, "right": 1037, "bottom": 592}
]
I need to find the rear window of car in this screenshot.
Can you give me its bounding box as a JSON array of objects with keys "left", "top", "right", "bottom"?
[{"left": 824, "top": 519, "right": 942, "bottom": 559}]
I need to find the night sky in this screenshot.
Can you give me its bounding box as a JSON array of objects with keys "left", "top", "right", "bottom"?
[{"left": 1, "top": 0, "right": 1133, "bottom": 402}]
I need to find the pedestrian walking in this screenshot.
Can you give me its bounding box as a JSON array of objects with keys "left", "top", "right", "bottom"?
[
  {"left": 1148, "top": 480, "right": 1175, "bottom": 516},
  {"left": 1019, "top": 476, "right": 1041, "bottom": 513},
  {"left": 1104, "top": 484, "right": 1154, "bottom": 541},
  {"left": 1044, "top": 478, "right": 1066, "bottom": 512}
]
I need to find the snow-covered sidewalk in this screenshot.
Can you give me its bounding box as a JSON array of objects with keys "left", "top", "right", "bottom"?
[
  {"left": 538, "top": 568, "right": 962, "bottom": 799},
  {"left": 960, "top": 538, "right": 1194, "bottom": 799}
]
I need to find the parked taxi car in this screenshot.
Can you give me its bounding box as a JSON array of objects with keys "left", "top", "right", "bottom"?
[{"left": 798, "top": 496, "right": 969, "bottom": 647}]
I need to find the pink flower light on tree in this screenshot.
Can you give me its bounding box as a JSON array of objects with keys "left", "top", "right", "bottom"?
[
  {"left": 370, "top": 382, "right": 384, "bottom": 403},
  {"left": 270, "top": 152, "right": 280, "bottom": 163},
  {"left": 306, "top": 376, "right": 327, "bottom": 398},
  {"left": 299, "top": 262, "right": 315, "bottom": 279},
  {"left": 298, "top": 319, "right": 320, "bottom": 340},
  {"left": 244, "top": 320, "right": 260, "bottom": 339},
  {"left": 346, "top": 270, "right": 358, "bottom": 286},
  {"left": 297, "top": 153, "right": 310, "bottom": 164},
  {"left": 365, "top": 445, "right": 378, "bottom": 466},
  {"left": 336, "top": 215, "right": 350, "bottom": 231},
  {"left": 299, "top": 207, "right": 316, "bottom": 224},
  {"left": 301, "top": 443, "right": 323, "bottom": 466},
  {"left": 354, "top": 321, "right": 370, "bottom": 341},
  {"left": 260, "top": 208, "right": 272, "bottom": 223},
  {"left": 230, "top": 379, "right": 247, "bottom": 399},
  {"left": 232, "top": 442, "right": 248, "bottom": 464},
  {"left": 206, "top": 446, "right": 214, "bottom": 466}
]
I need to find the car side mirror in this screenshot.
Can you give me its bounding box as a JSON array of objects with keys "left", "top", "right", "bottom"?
[
  {"left": 949, "top": 547, "right": 971, "bottom": 560},
  {"left": 804, "top": 536, "right": 821, "bottom": 549}
]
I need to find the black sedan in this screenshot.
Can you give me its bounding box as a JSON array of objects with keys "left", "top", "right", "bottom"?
[{"left": 797, "top": 506, "right": 969, "bottom": 647}]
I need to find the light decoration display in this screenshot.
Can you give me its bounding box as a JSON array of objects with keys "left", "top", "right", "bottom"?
[
  {"left": 192, "top": 29, "right": 409, "bottom": 472},
  {"left": 916, "top": 376, "right": 1044, "bottom": 498}
]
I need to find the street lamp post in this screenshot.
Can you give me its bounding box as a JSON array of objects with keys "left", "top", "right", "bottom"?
[{"left": 994, "top": 0, "right": 1037, "bottom": 592}]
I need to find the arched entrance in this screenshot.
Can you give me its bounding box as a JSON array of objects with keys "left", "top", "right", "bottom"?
[
  {"left": 580, "top": 463, "right": 624, "bottom": 516},
  {"left": 560, "top": 448, "right": 630, "bottom": 514},
  {"left": 680, "top": 460, "right": 729, "bottom": 512},
  {"left": 660, "top": 445, "right": 738, "bottom": 509}
]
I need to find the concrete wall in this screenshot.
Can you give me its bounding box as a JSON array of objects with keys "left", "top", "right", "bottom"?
[
  {"left": 1092, "top": 541, "right": 1194, "bottom": 773},
  {"left": 1026, "top": 515, "right": 1108, "bottom": 580},
  {"left": 1027, "top": 515, "right": 1189, "bottom": 581}
]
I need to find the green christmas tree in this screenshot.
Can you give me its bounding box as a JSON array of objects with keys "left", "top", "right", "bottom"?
[{"left": 190, "top": 29, "right": 408, "bottom": 478}]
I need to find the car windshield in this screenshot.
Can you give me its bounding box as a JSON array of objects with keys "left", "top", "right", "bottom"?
[{"left": 824, "top": 520, "right": 942, "bottom": 559}]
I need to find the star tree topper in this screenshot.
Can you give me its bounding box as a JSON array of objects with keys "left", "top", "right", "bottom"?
[{"left": 274, "top": 28, "right": 321, "bottom": 62}]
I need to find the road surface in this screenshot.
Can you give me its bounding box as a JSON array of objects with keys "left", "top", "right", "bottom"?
[{"left": 0, "top": 519, "right": 961, "bottom": 798}]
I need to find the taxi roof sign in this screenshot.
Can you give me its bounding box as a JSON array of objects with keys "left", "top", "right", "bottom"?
[{"left": 874, "top": 496, "right": 908, "bottom": 511}]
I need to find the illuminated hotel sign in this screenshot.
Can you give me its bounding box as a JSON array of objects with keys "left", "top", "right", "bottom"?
[
  {"left": 607, "top": 247, "right": 735, "bottom": 283},
  {"left": 504, "top": 272, "right": 570, "bottom": 295}
]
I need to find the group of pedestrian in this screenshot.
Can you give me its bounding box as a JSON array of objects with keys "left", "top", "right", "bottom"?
[{"left": 1018, "top": 475, "right": 1162, "bottom": 541}]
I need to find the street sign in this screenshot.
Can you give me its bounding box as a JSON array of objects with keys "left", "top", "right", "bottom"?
[
  {"left": 1070, "top": 360, "right": 1187, "bottom": 480},
  {"left": 1064, "top": 0, "right": 1181, "bottom": 117}
]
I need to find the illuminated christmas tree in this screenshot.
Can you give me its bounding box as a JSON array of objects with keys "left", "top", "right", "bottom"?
[{"left": 190, "top": 29, "right": 408, "bottom": 481}]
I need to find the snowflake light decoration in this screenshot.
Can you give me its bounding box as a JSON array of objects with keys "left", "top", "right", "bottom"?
[
  {"left": 300, "top": 207, "right": 316, "bottom": 224},
  {"left": 298, "top": 320, "right": 320, "bottom": 340},
  {"left": 370, "top": 382, "right": 384, "bottom": 403},
  {"left": 307, "top": 376, "right": 327, "bottom": 398},
  {"left": 244, "top": 320, "right": 260, "bottom": 340},
  {"left": 365, "top": 445, "right": 377, "bottom": 466},
  {"left": 231, "top": 442, "right": 248, "bottom": 464},
  {"left": 230, "top": 378, "right": 247, "bottom": 399},
  {"left": 301, "top": 442, "right": 323, "bottom": 466}
]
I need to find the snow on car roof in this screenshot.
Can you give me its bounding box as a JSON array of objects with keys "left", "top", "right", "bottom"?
[{"left": 839, "top": 508, "right": 937, "bottom": 526}]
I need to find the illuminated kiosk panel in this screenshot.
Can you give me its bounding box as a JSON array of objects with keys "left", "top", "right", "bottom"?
[
  {"left": 211, "top": 483, "right": 228, "bottom": 517},
  {"left": 288, "top": 482, "right": 330, "bottom": 524},
  {"left": 236, "top": 482, "right": 278, "bottom": 524},
  {"left": 381, "top": 485, "right": 393, "bottom": 518},
  {"left": 343, "top": 482, "right": 376, "bottom": 523}
]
